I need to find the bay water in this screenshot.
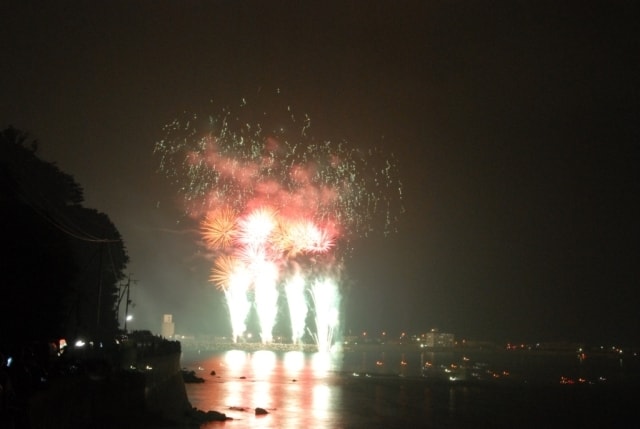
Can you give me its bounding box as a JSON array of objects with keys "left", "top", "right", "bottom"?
[{"left": 181, "top": 348, "right": 638, "bottom": 428}]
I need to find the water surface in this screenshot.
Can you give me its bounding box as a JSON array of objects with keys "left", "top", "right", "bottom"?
[{"left": 182, "top": 349, "right": 637, "bottom": 428}]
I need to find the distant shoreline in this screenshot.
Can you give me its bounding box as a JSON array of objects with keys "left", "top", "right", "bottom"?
[{"left": 179, "top": 340, "right": 623, "bottom": 356}]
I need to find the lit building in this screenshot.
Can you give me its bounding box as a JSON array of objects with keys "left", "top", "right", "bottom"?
[
  {"left": 161, "top": 314, "right": 175, "bottom": 338},
  {"left": 423, "top": 329, "right": 454, "bottom": 348}
]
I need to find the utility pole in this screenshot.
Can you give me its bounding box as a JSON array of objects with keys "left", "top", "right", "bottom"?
[
  {"left": 124, "top": 276, "right": 132, "bottom": 332},
  {"left": 117, "top": 274, "right": 135, "bottom": 332},
  {"left": 96, "top": 242, "right": 104, "bottom": 330}
]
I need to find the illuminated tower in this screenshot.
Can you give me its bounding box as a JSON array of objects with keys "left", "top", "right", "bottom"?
[{"left": 161, "top": 314, "right": 175, "bottom": 338}]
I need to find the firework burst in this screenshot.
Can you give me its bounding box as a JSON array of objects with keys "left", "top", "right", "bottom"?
[
  {"left": 155, "top": 90, "right": 402, "bottom": 349},
  {"left": 210, "top": 255, "right": 242, "bottom": 290},
  {"left": 201, "top": 208, "right": 237, "bottom": 249}
]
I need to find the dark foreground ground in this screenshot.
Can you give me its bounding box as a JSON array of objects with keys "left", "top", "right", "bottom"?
[
  {"left": 2, "top": 366, "right": 227, "bottom": 429},
  {"left": 4, "top": 342, "right": 639, "bottom": 428}
]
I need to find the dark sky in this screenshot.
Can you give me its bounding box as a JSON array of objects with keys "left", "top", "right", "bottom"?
[{"left": 2, "top": 1, "right": 638, "bottom": 345}]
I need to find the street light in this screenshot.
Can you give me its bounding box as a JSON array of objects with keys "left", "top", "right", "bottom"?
[
  {"left": 117, "top": 275, "right": 136, "bottom": 332},
  {"left": 125, "top": 314, "right": 133, "bottom": 332}
]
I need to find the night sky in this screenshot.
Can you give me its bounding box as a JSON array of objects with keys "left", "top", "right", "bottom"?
[{"left": 2, "top": 1, "right": 638, "bottom": 345}]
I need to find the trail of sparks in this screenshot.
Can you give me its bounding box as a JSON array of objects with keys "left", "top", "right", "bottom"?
[
  {"left": 156, "top": 91, "right": 402, "bottom": 349},
  {"left": 285, "top": 273, "right": 308, "bottom": 344},
  {"left": 310, "top": 278, "right": 341, "bottom": 353}
]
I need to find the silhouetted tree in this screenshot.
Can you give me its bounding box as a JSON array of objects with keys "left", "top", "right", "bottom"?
[
  {"left": 0, "top": 127, "right": 129, "bottom": 348},
  {"left": 65, "top": 206, "right": 129, "bottom": 340}
]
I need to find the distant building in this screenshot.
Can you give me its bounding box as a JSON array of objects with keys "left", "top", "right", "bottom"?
[
  {"left": 161, "top": 314, "right": 175, "bottom": 338},
  {"left": 342, "top": 335, "right": 360, "bottom": 345},
  {"left": 423, "top": 329, "right": 455, "bottom": 348}
]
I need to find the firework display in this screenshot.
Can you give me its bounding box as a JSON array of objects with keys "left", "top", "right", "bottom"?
[{"left": 155, "top": 92, "right": 402, "bottom": 352}]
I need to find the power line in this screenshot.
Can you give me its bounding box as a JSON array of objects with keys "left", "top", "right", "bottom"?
[{"left": 9, "top": 172, "right": 121, "bottom": 243}]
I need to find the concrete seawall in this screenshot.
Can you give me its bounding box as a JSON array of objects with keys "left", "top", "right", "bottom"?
[
  {"left": 140, "top": 352, "right": 192, "bottom": 423},
  {"left": 27, "top": 339, "right": 194, "bottom": 429}
]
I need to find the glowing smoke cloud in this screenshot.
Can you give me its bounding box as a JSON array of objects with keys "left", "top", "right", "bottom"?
[{"left": 155, "top": 91, "right": 402, "bottom": 351}]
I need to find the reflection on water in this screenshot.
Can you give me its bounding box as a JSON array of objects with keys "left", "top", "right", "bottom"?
[
  {"left": 182, "top": 349, "right": 638, "bottom": 429},
  {"left": 182, "top": 349, "right": 501, "bottom": 428},
  {"left": 184, "top": 350, "right": 344, "bottom": 428}
]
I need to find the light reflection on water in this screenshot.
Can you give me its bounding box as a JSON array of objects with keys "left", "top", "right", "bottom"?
[
  {"left": 181, "top": 349, "right": 636, "bottom": 428},
  {"left": 184, "top": 350, "right": 344, "bottom": 428}
]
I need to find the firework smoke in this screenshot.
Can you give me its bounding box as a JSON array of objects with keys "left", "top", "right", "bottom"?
[{"left": 155, "top": 91, "right": 402, "bottom": 351}]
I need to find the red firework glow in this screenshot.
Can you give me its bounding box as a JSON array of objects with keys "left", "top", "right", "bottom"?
[{"left": 156, "top": 94, "right": 402, "bottom": 346}]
